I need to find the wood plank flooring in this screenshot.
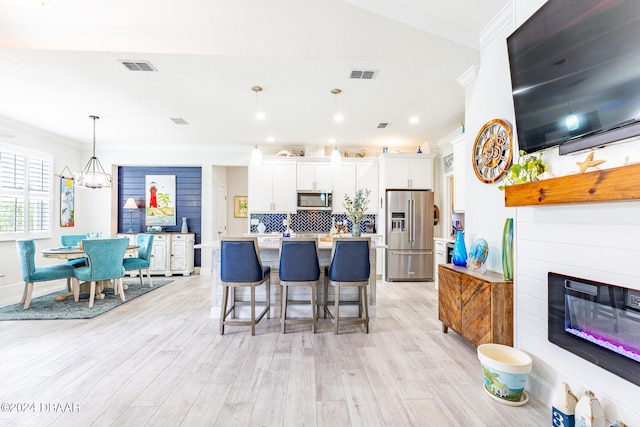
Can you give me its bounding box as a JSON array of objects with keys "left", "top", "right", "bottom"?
[{"left": 0, "top": 275, "right": 548, "bottom": 426}]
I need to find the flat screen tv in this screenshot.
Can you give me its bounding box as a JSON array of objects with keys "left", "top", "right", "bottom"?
[{"left": 507, "top": 0, "right": 640, "bottom": 155}]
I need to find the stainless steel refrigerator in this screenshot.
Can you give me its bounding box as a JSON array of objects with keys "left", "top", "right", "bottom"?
[{"left": 385, "top": 190, "right": 434, "bottom": 281}]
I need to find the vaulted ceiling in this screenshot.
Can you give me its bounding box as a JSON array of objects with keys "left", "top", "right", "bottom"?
[{"left": 0, "top": 0, "right": 509, "bottom": 154}]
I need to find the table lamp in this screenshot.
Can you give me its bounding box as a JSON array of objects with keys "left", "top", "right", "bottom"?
[{"left": 123, "top": 197, "right": 139, "bottom": 233}]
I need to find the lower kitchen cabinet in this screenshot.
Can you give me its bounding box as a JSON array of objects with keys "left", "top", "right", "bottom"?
[
  {"left": 118, "top": 232, "right": 195, "bottom": 276},
  {"left": 438, "top": 264, "right": 513, "bottom": 346}
]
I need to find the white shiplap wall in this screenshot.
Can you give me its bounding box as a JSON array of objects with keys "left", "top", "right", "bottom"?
[{"left": 515, "top": 202, "right": 640, "bottom": 424}]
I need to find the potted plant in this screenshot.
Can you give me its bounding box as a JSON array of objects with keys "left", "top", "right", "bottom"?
[
  {"left": 343, "top": 188, "right": 371, "bottom": 237},
  {"left": 499, "top": 150, "right": 546, "bottom": 190}
]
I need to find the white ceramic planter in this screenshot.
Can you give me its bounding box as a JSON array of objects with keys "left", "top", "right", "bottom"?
[{"left": 477, "top": 343, "right": 532, "bottom": 406}]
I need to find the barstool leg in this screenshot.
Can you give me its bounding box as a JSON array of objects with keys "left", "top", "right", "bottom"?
[
  {"left": 281, "top": 284, "right": 288, "bottom": 334},
  {"left": 363, "top": 286, "right": 369, "bottom": 334},
  {"left": 250, "top": 286, "right": 256, "bottom": 336},
  {"left": 334, "top": 283, "right": 340, "bottom": 334},
  {"left": 311, "top": 282, "right": 317, "bottom": 333},
  {"left": 220, "top": 285, "right": 229, "bottom": 335}
]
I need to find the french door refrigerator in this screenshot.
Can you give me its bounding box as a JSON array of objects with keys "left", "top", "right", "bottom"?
[{"left": 385, "top": 189, "right": 434, "bottom": 281}]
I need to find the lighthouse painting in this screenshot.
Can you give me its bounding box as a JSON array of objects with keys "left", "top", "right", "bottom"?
[{"left": 145, "top": 175, "right": 176, "bottom": 226}]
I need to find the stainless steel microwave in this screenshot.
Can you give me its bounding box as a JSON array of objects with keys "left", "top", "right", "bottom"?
[{"left": 296, "top": 191, "right": 332, "bottom": 210}]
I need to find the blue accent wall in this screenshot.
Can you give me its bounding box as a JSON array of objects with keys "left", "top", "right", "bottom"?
[{"left": 117, "top": 166, "right": 202, "bottom": 266}]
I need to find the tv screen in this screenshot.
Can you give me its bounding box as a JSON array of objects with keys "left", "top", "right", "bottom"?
[{"left": 507, "top": 0, "right": 640, "bottom": 155}]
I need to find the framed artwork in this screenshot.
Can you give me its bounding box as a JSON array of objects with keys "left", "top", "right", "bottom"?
[
  {"left": 60, "top": 177, "right": 74, "bottom": 227},
  {"left": 145, "top": 175, "right": 176, "bottom": 226},
  {"left": 234, "top": 196, "right": 248, "bottom": 218},
  {"left": 443, "top": 153, "right": 454, "bottom": 174}
]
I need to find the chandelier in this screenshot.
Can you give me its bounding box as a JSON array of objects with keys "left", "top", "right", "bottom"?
[{"left": 74, "top": 115, "right": 112, "bottom": 189}]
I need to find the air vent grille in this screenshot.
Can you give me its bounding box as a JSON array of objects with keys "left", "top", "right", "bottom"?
[
  {"left": 170, "top": 118, "right": 189, "bottom": 125},
  {"left": 120, "top": 60, "right": 157, "bottom": 72},
  {"left": 350, "top": 69, "right": 377, "bottom": 79},
  {"left": 377, "top": 122, "right": 389, "bottom": 129}
]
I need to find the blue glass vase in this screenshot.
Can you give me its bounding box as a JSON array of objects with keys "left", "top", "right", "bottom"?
[{"left": 452, "top": 230, "right": 467, "bottom": 266}]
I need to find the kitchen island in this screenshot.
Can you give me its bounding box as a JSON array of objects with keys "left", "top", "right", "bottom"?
[{"left": 200, "top": 235, "right": 384, "bottom": 319}]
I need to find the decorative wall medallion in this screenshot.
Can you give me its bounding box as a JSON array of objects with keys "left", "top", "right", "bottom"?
[{"left": 472, "top": 119, "right": 513, "bottom": 183}]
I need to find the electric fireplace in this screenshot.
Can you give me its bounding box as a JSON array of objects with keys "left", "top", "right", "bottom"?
[{"left": 548, "top": 272, "right": 640, "bottom": 386}]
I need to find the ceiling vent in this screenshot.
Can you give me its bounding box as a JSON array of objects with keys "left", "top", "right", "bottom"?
[
  {"left": 377, "top": 122, "right": 390, "bottom": 129},
  {"left": 170, "top": 117, "right": 189, "bottom": 125},
  {"left": 119, "top": 60, "right": 157, "bottom": 72},
  {"left": 350, "top": 69, "right": 377, "bottom": 79}
]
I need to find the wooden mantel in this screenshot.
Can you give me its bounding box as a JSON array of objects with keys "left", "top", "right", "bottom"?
[{"left": 504, "top": 163, "right": 640, "bottom": 207}]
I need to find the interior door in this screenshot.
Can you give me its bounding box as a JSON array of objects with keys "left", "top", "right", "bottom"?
[{"left": 217, "top": 184, "right": 227, "bottom": 240}]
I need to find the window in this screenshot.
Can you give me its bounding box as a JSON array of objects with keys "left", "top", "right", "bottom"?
[{"left": 0, "top": 143, "right": 52, "bottom": 240}]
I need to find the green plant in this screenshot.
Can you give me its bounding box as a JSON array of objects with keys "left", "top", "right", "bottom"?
[
  {"left": 499, "top": 150, "right": 546, "bottom": 190},
  {"left": 343, "top": 188, "right": 371, "bottom": 225}
]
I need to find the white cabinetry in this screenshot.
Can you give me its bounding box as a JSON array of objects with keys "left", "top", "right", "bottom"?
[
  {"left": 356, "top": 160, "right": 379, "bottom": 213},
  {"left": 434, "top": 238, "right": 450, "bottom": 287},
  {"left": 249, "top": 160, "right": 296, "bottom": 212},
  {"left": 453, "top": 139, "right": 465, "bottom": 212},
  {"left": 331, "top": 162, "right": 356, "bottom": 214},
  {"left": 380, "top": 154, "right": 434, "bottom": 189},
  {"left": 296, "top": 162, "right": 333, "bottom": 191},
  {"left": 117, "top": 233, "right": 194, "bottom": 276}
]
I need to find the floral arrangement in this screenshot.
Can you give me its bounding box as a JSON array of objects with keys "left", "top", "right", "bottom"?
[
  {"left": 343, "top": 188, "right": 371, "bottom": 236},
  {"left": 498, "top": 150, "right": 546, "bottom": 190}
]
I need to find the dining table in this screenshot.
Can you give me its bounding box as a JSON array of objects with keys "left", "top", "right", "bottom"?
[{"left": 42, "top": 245, "right": 139, "bottom": 301}]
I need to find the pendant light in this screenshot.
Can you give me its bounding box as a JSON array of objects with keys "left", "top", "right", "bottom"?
[
  {"left": 252, "top": 85, "right": 266, "bottom": 120},
  {"left": 74, "top": 115, "right": 112, "bottom": 189},
  {"left": 251, "top": 144, "right": 262, "bottom": 166},
  {"left": 331, "top": 88, "right": 344, "bottom": 122},
  {"left": 330, "top": 145, "right": 342, "bottom": 167}
]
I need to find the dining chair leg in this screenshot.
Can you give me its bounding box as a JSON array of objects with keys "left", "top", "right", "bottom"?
[
  {"left": 146, "top": 269, "right": 153, "bottom": 287},
  {"left": 73, "top": 278, "right": 80, "bottom": 302},
  {"left": 117, "top": 278, "right": 126, "bottom": 302},
  {"left": 281, "top": 284, "right": 288, "bottom": 334},
  {"left": 66, "top": 278, "right": 72, "bottom": 292},
  {"left": 89, "top": 281, "right": 96, "bottom": 308},
  {"left": 250, "top": 286, "right": 256, "bottom": 336},
  {"left": 220, "top": 285, "right": 229, "bottom": 335},
  {"left": 334, "top": 283, "right": 340, "bottom": 334},
  {"left": 138, "top": 271, "right": 144, "bottom": 287},
  {"left": 22, "top": 282, "right": 33, "bottom": 309}
]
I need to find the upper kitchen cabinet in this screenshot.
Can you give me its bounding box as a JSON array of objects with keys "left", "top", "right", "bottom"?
[
  {"left": 249, "top": 160, "right": 296, "bottom": 213},
  {"left": 380, "top": 154, "right": 434, "bottom": 190},
  {"left": 356, "top": 160, "right": 379, "bottom": 213},
  {"left": 452, "top": 138, "right": 465, "bottom": 213},
  {"left": 332, "top": 162, "right": 356, "bottom": 214},
  {"left": 297, "top": 162, "right": 333, "bottom": 191},
  {"left": 332, "top": 160, "right": 379, "bottom": 214}
]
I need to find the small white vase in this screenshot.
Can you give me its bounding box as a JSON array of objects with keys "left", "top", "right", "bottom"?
[{"left": 181, "top": 217, "right": 188, "bottom": 233}]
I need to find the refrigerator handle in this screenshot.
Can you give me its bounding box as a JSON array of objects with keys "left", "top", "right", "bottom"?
[
  {"left": 407, "top": 199, "right": 412, "bottom": 242},
  {"left": 410, "top": 198, "right": 415, "bottom": 242}
]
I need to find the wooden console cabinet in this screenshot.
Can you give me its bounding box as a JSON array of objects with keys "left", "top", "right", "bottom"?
[{"left": 438, "top": 264, "right": 513, "bottom": 346}]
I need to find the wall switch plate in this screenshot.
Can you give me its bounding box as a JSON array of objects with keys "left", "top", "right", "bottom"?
[
  {"left": 250, "top": 218, "right": 259, "bottom": 225},
  {"left": 282, "top": 219, "right": 287, "bottom": 225}
]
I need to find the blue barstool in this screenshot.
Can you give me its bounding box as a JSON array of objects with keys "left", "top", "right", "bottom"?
[
  {"left": 278, "top": 238, "right": 320, "bottom": 333},
  {"left": 324, "top": 237, "right": 371, "bottom": 334},
  {"left": 220, "top": 237, "right": 271, "bottom": 336}
]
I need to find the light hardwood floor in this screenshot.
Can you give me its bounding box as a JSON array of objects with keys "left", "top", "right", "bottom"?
[{"left": 0, "top": 274, "right": 548, "bottom": 426}]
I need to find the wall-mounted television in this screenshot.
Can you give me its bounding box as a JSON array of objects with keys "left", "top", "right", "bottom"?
[{"left": 507, "top": 0, "right": 640, "bottom": 155}]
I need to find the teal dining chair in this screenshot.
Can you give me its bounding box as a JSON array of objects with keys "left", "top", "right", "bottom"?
[
  {"left": 72, "top": 238, "right": 129, "bottom": 308},
  {"left": 16, "top": 239, "right": 75, "bottom": 309},
  {"left": 123, "top": 233, "right": 154, "bottom": 287},
  {"left": 60, "top": 234, "right": 89, "bottom": 276}
]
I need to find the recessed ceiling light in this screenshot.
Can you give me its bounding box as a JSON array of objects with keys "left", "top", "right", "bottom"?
[
  {"left": 409, "top": 116, "right": 420, "bottom": 124},
  {"left": 267, "top": 136, "right": 275, "bottom": 143},
  {"left": 328, "top": 137, "right": 336, "bottom": 144}
]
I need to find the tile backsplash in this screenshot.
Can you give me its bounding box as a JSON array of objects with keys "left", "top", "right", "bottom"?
[{"left": 250, "top": 211, "right": 376, "bottom": 234}]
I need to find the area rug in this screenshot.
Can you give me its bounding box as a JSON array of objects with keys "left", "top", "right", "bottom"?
[{"left": 0, "top": 279, "right": 173, "bottom": 321}]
